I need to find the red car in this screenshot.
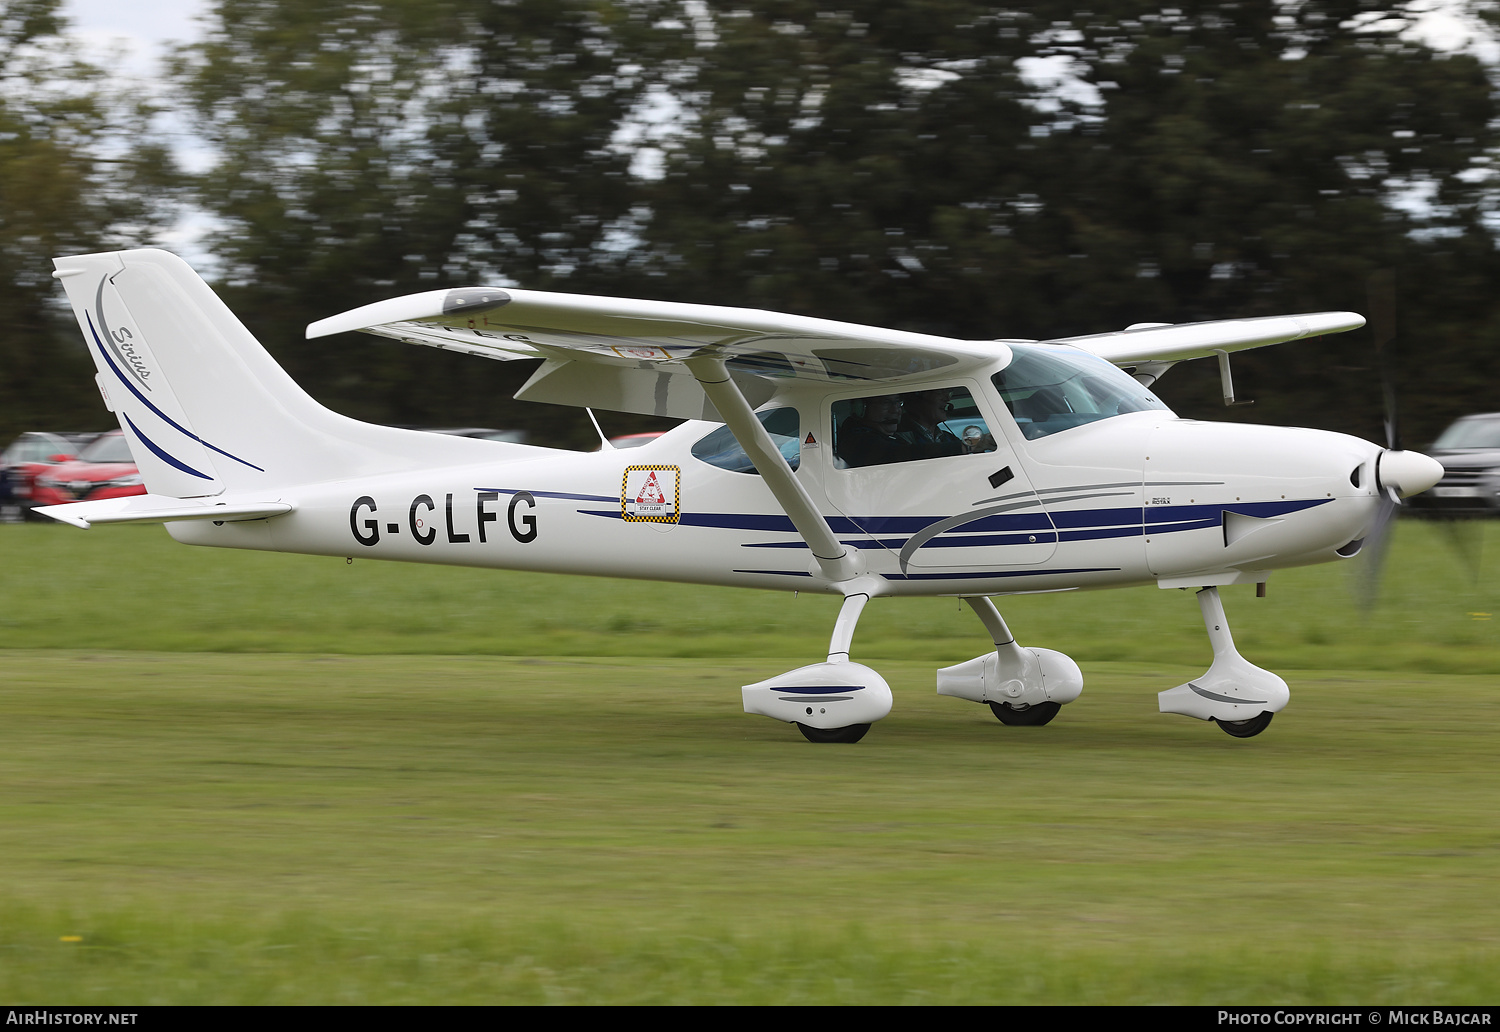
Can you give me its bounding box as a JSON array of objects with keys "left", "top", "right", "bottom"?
[
  {"left": 1, "top": 431, "right": 82, "bottom": 521},
  {"left": 606, "top": 431, "right": 666, "bottom": 450},
  {"left": 31, "top": 430, "right": 146, "bottom": 509}
]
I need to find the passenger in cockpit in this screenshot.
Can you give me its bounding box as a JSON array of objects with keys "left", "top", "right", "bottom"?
[{"left": 836, "top": 395, "right": 907, "bottom": 468}]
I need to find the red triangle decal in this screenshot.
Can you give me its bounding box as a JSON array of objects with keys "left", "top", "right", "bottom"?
[{"left": 636, "top": 471, "right": 665, "bottom": 504}]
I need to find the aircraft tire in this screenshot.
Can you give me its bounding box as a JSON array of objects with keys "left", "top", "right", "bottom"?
[
  {"left": 989, "top": 701, "right": 1061, "bottom": 726},
  {"left": 796, "top": 722, "right": 871, "bottom": 744},
  {"left": 1213, "top": 711, "right": 1274, "bottom": 738}
]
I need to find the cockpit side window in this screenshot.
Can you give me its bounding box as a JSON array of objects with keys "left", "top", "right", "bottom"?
[
  {"left": 992, "top": 344, "right": 1170, "bottom": 440},
  {"left": 831, "top": 386, "right": 997, "bottom": 469},
  {"left": 690, "top": 407, "right": 801, "bottom": 474}
]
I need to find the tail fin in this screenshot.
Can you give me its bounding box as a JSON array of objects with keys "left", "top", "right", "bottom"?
[{"left": 54, "top": 248, "right": 510, "bottom": 497}]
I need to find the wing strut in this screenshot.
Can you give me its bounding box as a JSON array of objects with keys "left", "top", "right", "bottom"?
[{"left": 685, "top": 356, "right": 868, "bottom": 586}]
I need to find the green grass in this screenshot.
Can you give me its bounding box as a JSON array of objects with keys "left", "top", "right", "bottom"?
[
  {"left": 2, "top": 519, "right": 1498, "bottom": 671},
  {"left": 1, "top": 520, "right": 1497, "bottom": 1002}
]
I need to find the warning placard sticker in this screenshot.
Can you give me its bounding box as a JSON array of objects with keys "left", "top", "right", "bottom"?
[
  {"left": 610, "top": 344, "right": 672, "bottom": 361},
  {"left": 622, "top": 465, "right": 681, "bottom": 523}
]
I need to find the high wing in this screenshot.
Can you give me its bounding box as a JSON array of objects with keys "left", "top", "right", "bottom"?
[
  {"left": 307, "top": 287, "right": 1003, "bottom": 422},
  {"left": 1047, "top": 311, "right": 1365, "bottom": 397},
  {"left": 308, "top": 287, "right": 1363, "bottom": 418},
  {"left": 1049, "top": 312, "right": 1365, "bottom": 364}
]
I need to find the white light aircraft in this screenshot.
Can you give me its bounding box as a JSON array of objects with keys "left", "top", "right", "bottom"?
[{"left": 39, "top": 249, "right": 1443, "bottom": 742}]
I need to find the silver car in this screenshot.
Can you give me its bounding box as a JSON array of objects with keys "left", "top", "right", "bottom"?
[{"left": 1409, "top": 413, "right": 1500, "bottom": 516}]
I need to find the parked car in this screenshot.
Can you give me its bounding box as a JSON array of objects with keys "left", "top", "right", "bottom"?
[
  {"left": 0, "top": 432, "right": 82, "bottom": 521},
  {"left": 423, "top": 427, "right": 530, "bottom": 444},
  {"left": 30, "top": 430, "right": 146, "bottom": 510},
  {"left": 1408, "top": 412, "right": 1500, "bottom": 517}
]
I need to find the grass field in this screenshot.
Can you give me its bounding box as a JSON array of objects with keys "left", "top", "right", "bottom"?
[
  {"left": 2, "top": 520, "right": 1497, "bottom": 671},
  {"left": 1, "top": 521, "right": 1497, "bottom": 1003}
]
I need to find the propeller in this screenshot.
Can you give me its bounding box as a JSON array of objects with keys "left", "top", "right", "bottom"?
[
  {"left": 1372, "top": 266, "right": 1485, "bottom": 587},
  {"left": 1355, "top": 270, "right": 1446, "bottom": 611},
  {"left": 1368, "top": 270, "right": 1400, "bottom": 453},
  {"left": 1435, "top": 515, "right": 1485, "bottom": 586},
  {"left": 1354, "top": 271, "right": 1400, "bottom": 611}
]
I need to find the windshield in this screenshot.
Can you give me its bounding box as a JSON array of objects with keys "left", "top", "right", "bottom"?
[
  {"left": 1433, "top": 418, "right": 1500, "bottom": 450},
  {"left": 992, "top": 344, "right": 1170, "bottom": 440},
  {"left": 78, "top": 433, "right": 135, "bottom": 464}
]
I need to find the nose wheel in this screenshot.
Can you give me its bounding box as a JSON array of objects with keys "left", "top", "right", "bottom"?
[
  {"left": 1213, "top": 711, "right": 1274, "bottom": 738},
  {"left": 1159, "top": 587, "right": 1289, "bottom": 737},
  {"left": 988, "top": 701, "right": 1061, "bottom": 726}
]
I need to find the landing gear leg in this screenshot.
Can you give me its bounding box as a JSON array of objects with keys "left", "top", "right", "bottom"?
[
  {"left": 1158, "top": 586, "right": 1287, "bottom": 738},
  {"left": 741, "top": 590, "right": 893, "bottom": 743},
  {"left": 936, "top": 596, "right": 1083, "bottom": 724}
]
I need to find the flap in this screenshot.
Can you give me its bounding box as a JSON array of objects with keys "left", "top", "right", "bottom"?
[{"left": 515, "top": 359, "right": 777, "bottom": 420}]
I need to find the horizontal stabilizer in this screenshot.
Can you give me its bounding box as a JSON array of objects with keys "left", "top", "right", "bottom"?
[{"left": 36, "top": 494, "right": 293, "bottom": 529}]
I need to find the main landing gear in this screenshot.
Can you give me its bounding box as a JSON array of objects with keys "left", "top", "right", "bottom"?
[
  {"left": 741, "top": 586, "right": 1279, "bottom": 742},
  {"left": 744, "top": 591, "right": 1083, "bottom": 743},
  {"left": 937, "top": 596, "right": 1084, "bottom": 725},
  {"left": 989, "top": 700, "right": 1061, "bottom": 726},
  {"left": 1158, "top": 586, "right": 1286, "bottom": 738},
  {"left": 1214, "top": 711, "right": 1275, "bottom": 738},
  {"left": 796, "top": 722, "right": 871, "bottom": 744},
  {"left": 741, "top": 591, "right": 894, "bottom": 743}
]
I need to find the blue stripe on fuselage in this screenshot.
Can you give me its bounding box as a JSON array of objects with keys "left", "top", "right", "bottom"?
[{"left": 582, "top": 498, "right": 1333, "bottom": 553}]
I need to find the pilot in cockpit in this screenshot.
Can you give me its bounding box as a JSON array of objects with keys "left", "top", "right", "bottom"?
[{"left": 897, "top": 388, "right": 965, "bottom": 459}]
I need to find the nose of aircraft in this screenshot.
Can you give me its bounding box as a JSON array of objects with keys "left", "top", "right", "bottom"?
[{"left": 1377, "top": 449, "right": 1444, "bottom": 498}]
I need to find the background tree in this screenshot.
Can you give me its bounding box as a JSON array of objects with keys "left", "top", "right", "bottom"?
[
  {"left": 0, "top": 0, "right": 174, "bottom": 441},
  {"left": 172, "top": 0, "right": 679, "bottom": 445},
  {"left": 631, "top": 1, "right": 1499, "bottom": 441},
  {"left": 158, "top": 1, "right": 1500, "bottom": 446}
]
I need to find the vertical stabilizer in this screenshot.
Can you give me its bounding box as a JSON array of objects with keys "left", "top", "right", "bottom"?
[
  {"left": 57, "top": 251, "right": 230, "bottom": 498},
  {"left": 54, "top": 248, "right": 515, "bottom": 497}
]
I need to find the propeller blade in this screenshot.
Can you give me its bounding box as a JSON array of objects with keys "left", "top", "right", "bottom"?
[
  {"left": 1354, "top": 489, "right": 1400, "bottom": 614},
  {"left": 1367, "top": 270, "right": 1400, "bottom": 452},
  {"left": 1434, "top": 515, "right": 1485, "bottom": 587}
]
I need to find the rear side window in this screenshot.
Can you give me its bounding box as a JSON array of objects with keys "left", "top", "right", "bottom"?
[{"left": 691, "top": 407, "right": 800, "bottom": 474}]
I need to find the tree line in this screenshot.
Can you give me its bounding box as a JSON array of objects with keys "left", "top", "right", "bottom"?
[{"left": 3, "top": 0, "right": 1498, "bottom": 447}]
